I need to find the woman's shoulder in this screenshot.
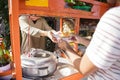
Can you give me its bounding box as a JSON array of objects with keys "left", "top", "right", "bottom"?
[
  {"left": 107, "top": 6, "right": 120, "bottom": 13},
  {"left": 101, "top": 6, "right": 120, "bottom": 18}
]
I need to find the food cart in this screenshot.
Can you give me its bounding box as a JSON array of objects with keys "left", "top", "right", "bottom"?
[{"left": 2, "top": 0, "right": 110, "bottom": 79}]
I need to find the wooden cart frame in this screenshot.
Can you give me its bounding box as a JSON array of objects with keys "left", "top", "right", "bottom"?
[{"left": 8, "top": 0, "right": 110, "bottom": 79}]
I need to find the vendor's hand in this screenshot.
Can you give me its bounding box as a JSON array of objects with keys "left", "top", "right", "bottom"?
[
  {"left": 55, "top": 31, "right": 62, "bottom": 34},
  {"left": 51, "top": 30, "right": 62, "bottom": 35},
  {"left": 47, "top": 31, "right": 58, "bottom": 43},
  {"left": 51, "top": 31, "right": 63, "bottom": 42}
]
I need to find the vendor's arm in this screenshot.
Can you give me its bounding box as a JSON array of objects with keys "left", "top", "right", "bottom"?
[{"left": 19, "top": 15, "right": 50, "bottom": 37}]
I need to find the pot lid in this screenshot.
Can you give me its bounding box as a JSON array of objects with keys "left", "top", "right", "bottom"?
[{"left": 21, "top": 48, "right": 57, "bottom": 68}]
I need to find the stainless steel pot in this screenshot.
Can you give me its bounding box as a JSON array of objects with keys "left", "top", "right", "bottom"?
[{"left": 21, "top": 48, "right": 57, "bottom": 77}]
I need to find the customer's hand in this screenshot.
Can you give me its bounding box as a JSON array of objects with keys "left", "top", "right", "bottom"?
[
  {"left": 57, "top": 39, "right": 72, "bottom": 51},
  {"left": 69, "top": 35, "right": 80, "bottom": 43},
  {"left": 70, "top": 35, "right": 90, "bottom": 47}
]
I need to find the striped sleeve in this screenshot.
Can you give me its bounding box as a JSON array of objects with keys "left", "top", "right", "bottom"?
[{"left": 86, "top": 7, "right": 120, "bottom": 69}]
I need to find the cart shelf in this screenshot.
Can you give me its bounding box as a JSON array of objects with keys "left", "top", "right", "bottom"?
[{"left": 18, "top": 0, "right": 109, "bottom": 19}]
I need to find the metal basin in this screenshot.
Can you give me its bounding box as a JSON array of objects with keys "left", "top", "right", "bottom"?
[{"left": 21, "top": 49, "right": 57, "bottom": 77}]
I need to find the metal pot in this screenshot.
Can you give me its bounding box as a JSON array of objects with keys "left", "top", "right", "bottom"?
[{"left": 21, "top": 48, "right": 57, "bottom": 77}]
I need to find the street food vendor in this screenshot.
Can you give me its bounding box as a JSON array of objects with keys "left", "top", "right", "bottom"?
[
  {"left": 19, "top": 14, "right": 57, "bottom": 54},
  {"left": 57, "top": 0, "right": 120, "bottom": 80}
]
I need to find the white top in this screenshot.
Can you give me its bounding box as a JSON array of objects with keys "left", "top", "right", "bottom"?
[
  {"left": 86, "top": 6, "right": 120, "bottom": 80},
  {"left": 19, "top": 15, "right": 52, "bottom": 53}
]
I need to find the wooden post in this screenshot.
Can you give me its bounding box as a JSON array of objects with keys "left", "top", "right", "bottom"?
[
  {"left": 60, "top": 18, "right": 63, "bottom": 32},
  {"left": 74, "top": 18, "right": 80, "bottom": 52},
  {"left": 8, "top": 0, "right": 22, "bottom": 80}
]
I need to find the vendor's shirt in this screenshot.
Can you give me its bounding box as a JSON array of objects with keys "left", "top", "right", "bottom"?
[
  {"left": 86, "top": 6, "right": 120, "bottom": 80},
  {"left": 19, "top": 15, "right": 52, "bottom": 54}
]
